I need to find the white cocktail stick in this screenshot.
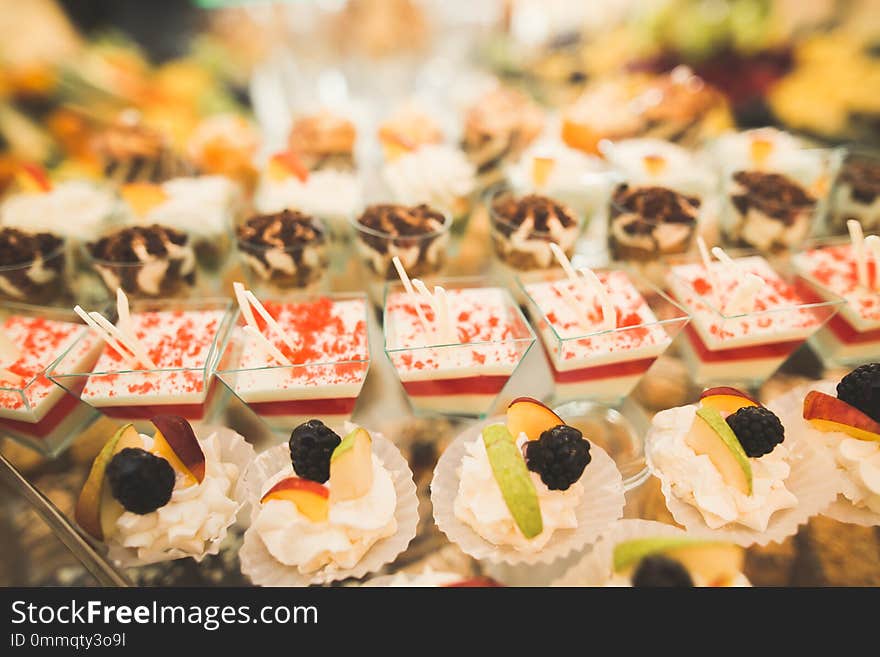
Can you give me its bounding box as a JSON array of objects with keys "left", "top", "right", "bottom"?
[
  {"left": 244, "top": 290, "right": 299, "bottom": 356},
  {"left": 392, "top": 256, "right": 431, "bottom": 335},
  {"left": 849, "top": 220, "right": 869, "bottom": 288},
  {"left": 697, "top": 236, "right": 721, "bottom": 309},
  {"left": 724, "top": 273, "right": 765, "bottom": 316},
  {"left": 710, "top": 246, "right": 736, "bottom": 268},
  {"left": 865, "top": 235, "right": 880, "bottom": 291},
  {"left": 243, "top": 326, "right": 292, "bottom": 366},
  {"left": 89, "top": 311, "right": 156, "bottom": 369},
  {"left": 433, "top": 285, "right": 455, "bottom": 343},
  {"left": 553, "top": 281, "right": 590, "bottom": 331},
  {"left": 233, "top": 281, "right": 257, "bottom": 330},
  {"left": 412, "top": 278, "right": 440, "bottom": 318},
  {"left": 550, "top": 243, "right": 579, "bottom": 281},
  {"left": 578, "top": 267, "right": 616, "bottom": 331},
  {"left": 74, "top": 306, "right": 137, "bottom": 365}
]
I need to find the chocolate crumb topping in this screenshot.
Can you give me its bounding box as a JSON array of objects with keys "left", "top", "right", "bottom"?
[
  {"left": 730, "top": 171, "right": 815, "bottom": 225},
  {"left": 95, "top": 113, "right": 191, "bottom": 183},
  {"left": 0, "top": 227, "right": 64, "bottom": 266},
  {"left": 353, "top": 204, "right": 449, "bottom": 278},
  {"left": 237, "top": 210, "right": 325, "bottom": 249},
  {"left": 357, "top": 203, "right": 446, "bottom": 239},
  {"left": 608, "top": 185, "right": 699, "bottom": 260},
  {"left": 611, "top": 185, "right": 700, "bottom": 225},
  {"left": 0, "top": 227, "right": 66, "bottom": 303},
  {"left": 88, "top": 225, "right": 189, "bottom": 263},
  {"left": 491, "top": 193, "right": 578, "bottom": 237},
  {"left": 840, "top": 158, "right": 880, "bottom": 205}
]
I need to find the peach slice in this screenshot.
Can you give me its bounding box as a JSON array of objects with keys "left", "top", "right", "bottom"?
[
  {"left": 803, "top": 391, "right": 880, "bottom": 443},
  {"left": 121, "top": 183, "right": 168, "bottom": 216},
  {"left": 76, "top": 423, "right": 143, "bottom": 541},
  {"left": 561, "top": 118, "right": 601, "bottom": 155},
  {"left": 150, "top": 415, "right": 205, "bottom": 487},
  {"left": 531, "top": 157, "right": 555, "bottom": 188},
  {"left": 261, "top": 476, "right": 329, "bottom": 522},
  {"left": 15, "top": 162, "right": 51, "bottom": 192},
  {"left": 699, "top": 387, "right": 760, "bottom": 415},
  {"left": 506, "top": 397, "right": 564, "bottom": 441},
  {"left": 267, "top": 150, "right": 309, "bottom": 183}
]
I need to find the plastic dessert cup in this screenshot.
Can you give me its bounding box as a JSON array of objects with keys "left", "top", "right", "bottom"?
[
  {"left": 235, "top": 222, "right": 329, "bottom": 297},
  {"left": 667, "top": 253, "right": 843, "bottom": 389},
  {"left": 826, "top": 147, "right": 880, "bottom": 235},
  {"left": 0, "top": 234, "right": 69, "bottom": 306},
  {"left": 216, "top": 293, "right": 370, "bottom": 433},
  {"left": 48, "top": 297, "right": 234, "bottom": 431},
  {"left": 0, "top": 302, "right": 102, "bottom": 455},
  {"left": 792, "top": 237, "right": 880, "bottom": 367},
  {"left": 383, "top": 279, "right": 535, "bottom": 418}
]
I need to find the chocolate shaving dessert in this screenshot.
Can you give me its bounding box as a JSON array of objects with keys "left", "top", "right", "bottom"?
[
  {"left": 490, "top": 193, "right": 580, "bottom": 270},
  {"left": 288, "top": 113, "right": 357, "bottom": 172},
  {"left": 236, "top": 210, "right": 328, "bottom": 290},
  {"left": 0, "top": 227, "right": 66, "bottom": 304},
  {"left": 725, "top": 171, "right": 816, "bottom": 252},
  {"left": 87, "top": 225, "right": 196, "bottom": 298},
  {"left": 830, "top": 155, "right": 880, "bottom": 233},
  {"left": 95, "top": 112, "right": 191, "bottom": 184},
  {"left": 609, "top": 185, "right": 700, "bottom": 261},
  {"left": 462, "top": 88, "right": 544, "bottom": 189},
  {"left": 353, "top": 203, "right": 449, "bottom": 280}
]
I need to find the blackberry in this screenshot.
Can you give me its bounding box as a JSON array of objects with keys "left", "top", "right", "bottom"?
[
  {"left": 725, "top": 406, "right": 784, "bottom": 457},
  {"left": 632, "top": 555, "right": 694, "bottom": 587},
  {"left": 289, "top": 420, "right": 341, "bottom": 483},
  {"left": 523, "top": 425, "right": 591, "bottom": 491},
  {"left": 106, "top": 448, "right": 175, "bottom": 514},
  {"left": 837, "top": 363, "right": 880, "bottom": 423}
]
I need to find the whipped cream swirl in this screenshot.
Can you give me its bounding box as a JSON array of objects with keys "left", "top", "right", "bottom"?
[
  {"left": 255, "top": 169, "right": 364, "bottom": 229},
  {"left": 1, "top": 181, "right": 120, "bottom": 240},
  {"left": 382, "top": 145, "right": 476, "bottom": 216},
  {"left": 830, "top": 437, "right": 880, "bottom": 514}
]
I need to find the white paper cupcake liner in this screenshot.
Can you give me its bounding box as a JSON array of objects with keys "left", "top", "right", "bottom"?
[
  {"left": 431, "top": 419, "right": 625, "bottom": 566},
  {"left": 238, "top": 432, "right": 418, "bottom": 586},
  {"left": 645, "top": 404, "right": 841, "bottom": 546},
  {"left": 553, "top": 519, "right": 687, "bottom": 586},
  {"left": 769, "top": 381, "right": 880, "bottom": 527},
  {"left": 108, "top": 426, "right": 256, "bottom": 567}
]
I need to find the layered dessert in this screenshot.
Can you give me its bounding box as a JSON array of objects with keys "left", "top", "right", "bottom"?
[
  {"left": 723, "top": 171, "right": 816, "bottom": 252},
  {"left": 461, "top": 87, "right": 544, "bottom": 189},
  {"left": 185, "top": 114, "right": 260, "bottom": 192},
  {"left": 793, "top": 240, "right": 880, "bottom": 364},
  {"left": 50, "top": 299, "right": 231, "bottom": 424},
  {"left": 0, "top": 313, "right": 99, "bottom": 446},
  {"left": 453, "top": 399, "right": 592, "bottom": 552},
  {"left": 287, "top": 112, "right": 357, "bottom": 172},
  {"left": 95, "top": 111, "right": 190, "bottom": 184},
  {"left": 489, "top": 193, "right": 580, "bottom": 272},
  {"left": 667, "top": 254, "right": 836, "bottom": 386},
  {"left": 243, "top": 423, "right": 399, "bottom": 580},
  {"left": 236, "top": 210, "right": 328, "bottom": 293},
  {"left": 608, "top": 184, "right": 700, "bottom": 262},
  {"left": 647, "top": 388, "right": 797, "bottom": 531},
  {"left": 0, "top": 228, "right": 67, "bottom": 304},
  {"left": 377, "top": 106, "right": 443, "bottom": 161},
  {"left": 123, "top": 176, "right": 240, "bottom": 271},
  {"left": 829, "top": 153, "right": 880, "bottom": 233},
  {"left": 87, "top": 225, "right": 196, "bottom": 298},
  {"left": 522, "top": 269, "right": 683, "bottom": 403},
  {"left": 800, "top": 365, "right": 880, "bottom": 516},
  {"left": 75, "top": 417, "right": 247, "bottom": 563},
  {"left": 353, "top": 203, "right": 449, "bottom": 298},
  {"left": 217, "top": 293, "right": 369, "bottom": 431},
  {"left": 384, "top": 284, "right": 534, "bottom": 416}
]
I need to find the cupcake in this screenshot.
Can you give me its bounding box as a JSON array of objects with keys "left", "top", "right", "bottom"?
[
  {"left": 0, "top": 227, "right": 67, "bottom": 304},
  {"left": 772, "top": 365, "right": 880, "bottom": 524},
  {"left": 646, "top": 387, "right": 838, "bottom": 544},
  {"left": 432, "top": 397, "right": 625, "bottom": 565},
  {"left": 235, "top": 210, "right": 328, "bottom": 293},
  {"left": 557, "top": 519, "right": 750, "bottom": 587},
  {"left": 74, "top": 416, "right": 253, "bottom": 566},
  {"left": 239, "top": 420, "right": 418, "bottom": 586},
  {"left": 608, "top": 184, "right": 700, "bottom": 262},
  {"left": 352, "top": 203, "right": 450, "bottom": 285},
  {"left": 461, "top": 86, "right": 544, "bottom": 190},
  {"left": 87, "top": 224, "right": 197, "bottom": 298},
  {"left": 489, "top": 192, "right": 580, "bottom": 271},
  {"left": 186, "top": 113, "right": 260, "bottom": 191},
  {"left": 95, "top": 111, "right": 191, "bottom": 184}
]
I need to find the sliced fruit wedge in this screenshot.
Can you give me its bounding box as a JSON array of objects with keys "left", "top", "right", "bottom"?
[
  {"left": 150, "top": 415, "right": 205, "bottom": 488},
  {"left": 261, "top": 476, "right": 329, "bottom": 522},
  {"left": 483, "top": 424, "right": 543, "bottom": 539},
  {"left": 506, "top": 397, "right": 563, "bottom": 441},
  {"left": 329, "top": 427, "right": 373, "bottom": 502},
  {"left": 686, "top": 407, "right": 753, "bottom": 496},
  {"left": 613, "top": 537, "right": 744, "bottom": 586},
  {"left": 803, "top": 391, "right": 880, "bottom": 443},
  {"left": 699, "top": 386, "right": 760, "bottom": 415}
]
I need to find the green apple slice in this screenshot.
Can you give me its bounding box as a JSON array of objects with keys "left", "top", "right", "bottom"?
[
  {"left": 482, "top": 424, "right": 543, "bottom": 539},
  {"left": 688, "top": 407, "right": 753, "bottom": 496}
]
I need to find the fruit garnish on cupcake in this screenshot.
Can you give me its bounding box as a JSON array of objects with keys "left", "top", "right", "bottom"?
[
  {"left": 803, "top": 364, "right": 880, "bottom": 442},
  {"left": 612, "top": 537, "right": 745, "bottom": 588}
]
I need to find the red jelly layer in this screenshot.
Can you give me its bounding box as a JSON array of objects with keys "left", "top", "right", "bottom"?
[
  {"left": 547, "top": 354, "right": 657, "bottom": 383},
  {"left": 249, "top": 397, "right": 357, "bottom": 416},
  {"left": 96, "top": 381, "right": 220, "bottom": 421},
  {"left": 825, "top": 313, "right": 880, "bottom": 345},
  {"left": 402, "top": 375, "right": 510, "bottom": 397},
  {"left": 0, "top": 388, "right": 85, "bottom": 440},
  {"left": 684, "top": 324, "right": 804, "bottom": 363}
]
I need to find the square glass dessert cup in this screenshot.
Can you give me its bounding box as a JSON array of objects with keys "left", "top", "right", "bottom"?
[
  {"left": 519, "top": 268, "right": 690, "bottom": 407},
  {"left": 824, "top": 146, "right": 880, "bottom": 236},
  {"left": 47, "top": 297, "right": 234, "bottom": 432},
  {"left": 383, "top": 278, "right": 535, "bottom": 419},
  {"left": 235, "top": 228, "right": 329, "bottom": 298},
  {"left": 215, "top": 292, "right": 371, "bottom": 434},
  {"left": 0, "top": 301, "right": 101, "bottom": 456},
  {"left": 351, "top": 210, "right": 452, "bottom": 306},
  {"left": 666, "top": 252, "right": 844, "bottom": 390},
  {"left": 791, "top": 236, "right": 880, "bottom": 367}
]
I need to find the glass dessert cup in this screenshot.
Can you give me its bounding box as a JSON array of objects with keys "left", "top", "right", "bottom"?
[
  {"left": 519, "top": 268, "right": 689, "bottom": 489},
  {"left": 792, "top": 236, "right": 880, "bottom": 368},
  {"left": 0, "top": 301, "right": 102, "bottom": 456},
  {"left": 826, "top": 146, "right": 880, "bottom": 235},
  {"left": 352, "top": 210, "right": 451, "bottom": 306},
  {"left": 666, "top": 252, "right": 844, "bottom": 391},
  {"left": 48, "top": 297, "right": 234, "bottom": 432},
  {"left": 235, "top": 231, "right": 329, "bottom": 298},
  {"left": 383, "top": 278, "right": 536, "bottom": 419},
  {"left": 0, "top": 238, "right": 70, "bottom": 307},
  {"left": 215, "top": 292, "right": 371, "bottom": 435}
]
